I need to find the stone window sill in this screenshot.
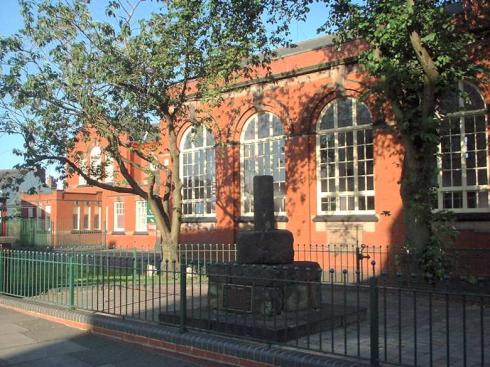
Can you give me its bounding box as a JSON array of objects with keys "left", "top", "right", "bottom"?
[
  {"left": 133, "top": 231, "right": 149, "bottom": 235},
  {"left": 237, "top": 215, "right": 288, "bottom": 223},
  {"left": 182, "top": 217, "right": 217, "bottom": 224},
  {"left": 71, "top": 230, "right": 103, "bottom": 234},
  {"left": 454, "top": 212, "right": 490, "bottom": 222},
  {"left": 313, "top": 214, "right": 378, "bottom": 223},
  {"left": 111, "top": 231, "right": 125, "bottom": 235}
]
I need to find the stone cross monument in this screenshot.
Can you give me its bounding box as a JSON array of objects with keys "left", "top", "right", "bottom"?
[
  {"left": 236, "top": 175, "right": 294, "bottom": 264},
  {"left": 207, "top": 175, "right": 321, "bottom": 317}
]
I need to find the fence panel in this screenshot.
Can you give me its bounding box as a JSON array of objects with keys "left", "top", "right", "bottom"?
[{"left": 0, "top": 248, "right": 489, "bottom": 366}]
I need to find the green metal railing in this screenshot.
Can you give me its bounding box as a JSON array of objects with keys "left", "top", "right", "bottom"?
[{"left": 0, "top": 248, "right": 488, "bottom": 367}]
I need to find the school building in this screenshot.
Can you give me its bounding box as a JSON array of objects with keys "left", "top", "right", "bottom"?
[{"left": 19, "top": 5, "right": 489, "bottom": 259}]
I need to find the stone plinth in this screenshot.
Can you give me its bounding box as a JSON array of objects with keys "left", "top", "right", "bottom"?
[
  {"left": 236, "top": 230, "right": 294, "bottom": 264},
  {"left": 207, "top": 262, "right": 322, "bottom": 316}
]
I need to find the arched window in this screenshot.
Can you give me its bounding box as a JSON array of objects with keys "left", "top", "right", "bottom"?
[
  {"left": 438, "top": 81, "right": 488, "bottom": 210},
  {"left": 104, "top": 157, "right": 114, "bottom": 183},
  {"left": 78, "top": 158, "right": 87, "bottom": 186},
  {"left": 317, "top": 98, "right": 374, "bottom": 213},
  {"left": 180, "top": 126, "right": 216, "bottom": 216},
  {"left": 90, "top": 146, "right": 102, "bottom": 179},
  {"left": 241, "top": 112, "right": 286, "bottom": 215}
]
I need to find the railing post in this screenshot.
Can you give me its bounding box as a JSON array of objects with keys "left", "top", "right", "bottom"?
[
  {"left": 132, "top": 250, "right": 137, "bottom": 281},
  {"left": 370, "top": 261, "right": 379, "bottom": 367},
  {"left": 68, "top": 255, "right": 75, "bottom": 309},
  {"left": 0, "top": 250, "right": 4, "bottom": 294},
  {"left": 179, "top": 263, "right": 187, "bottom": 333}
]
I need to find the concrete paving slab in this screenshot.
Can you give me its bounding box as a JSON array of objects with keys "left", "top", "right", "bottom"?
[
  {"left": 0, "top": 324, "right": 28, "bottom": 336},
  {"left": 0, "top": 333, "right": 35, "bottom": 350},
  {"left": 0, "top": 340, "right": 88, "bottom": 365},
  {"left": 9, "top": 354, "right": 92, "bottom": 367},
  {"left": 0, "top": 306, "right": 223, "bottom": 367}
]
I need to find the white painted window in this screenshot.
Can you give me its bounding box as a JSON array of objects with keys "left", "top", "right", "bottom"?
[
  {"left": 135, "top": 201, "right": 148, "bottom": 232},
  {"left": 438, "top": 81, "right": 488, "bottom": 211},
  {"left": 37, "top": 205, "right": 43, "bottom": 230},
  {"left": 114, "top": 201, "right": 124, "bottom": 231},
  {"left": 27, "top": 207, "right": 34, "bottom": 219},
  {"left": 72, "top": 205, "right": 80, "bottom": 230},
  {"left": 180, "top": 127, "right": 216, "bottom": 216},
  {"left": 317, "top": 98, "right": 374, "bottom": 214},
  {"left": 78, "top": 158, "right": 87, "bottom": 186},
  {"left": 83, "top": 205, "right": 91, "bottom": 230},
  {"left": 104, "top": 158, "right": 114, "bottom": 183},
  {"left": 90, "top": 146, "right": 102, "bottom": 179},
  {"left": 45, "top": 205, "right": 51, "bottom": 231},
  {"left": 240, "top": 113, "right": 286, "bottom": 215},
  {"left": 94, "top": 204, "right": 101, "bottom": 230}
]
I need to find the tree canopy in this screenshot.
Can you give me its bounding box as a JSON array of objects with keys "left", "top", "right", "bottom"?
[
  {"left": 313, "top": 0, "right": 487, "bottom": 274},
  {"left": 0, "top": 0, "right": 276, "bottom": 258}
]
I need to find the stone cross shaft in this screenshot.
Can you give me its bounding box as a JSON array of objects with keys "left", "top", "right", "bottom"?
[
  {"left": 253, "top": 175, "right": 275, "bottom": 232},
  {"left": 236, "top": 175, "right": 294, "bottom": 264}
]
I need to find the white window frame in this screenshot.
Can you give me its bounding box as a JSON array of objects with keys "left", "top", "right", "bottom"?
[
  {"left": 73, "top": 205, "right": 80, "bottom": 230},
  {"left": 93, "top": 204, "right": 101, "bottom": 230},
  {"left": 36, "top": 205, "right": 43, "bottom": 231},
  {"left": 240, "top": 112, "right": 286, "bottom": 216},
  {"left": 45, "top": 205, "right": 51, "bottom": 232},
  {"left": 316, "top": 98, "right": 375, "bottom": 215},
  {"left": 78, "top": 158, "right": 87, "bottom": 186},
  {"left": 104, "top": 158, "right": 114, "bottom": 183},
  {"left": 90, "top": 146, "right": 102, "bottom": 180},
  {"left": 437, "top": 81, "right": 489, "bottom": 212},
  {"left": 179, "top": 127, "right": 216, "bottom": 217},
  {"left": 83, "top": 205, "right": 91, "bottom": 230},
  {"left": 113, "top": 201, "right": 124, "bottom": 232},
  {"left": 135, "top": 201, "right": 148, "bottom": 232}
]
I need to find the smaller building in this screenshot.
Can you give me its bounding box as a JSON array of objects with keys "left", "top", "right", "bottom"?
[{"left": 0, "top": 169, "right": 50, "bottom": 246}]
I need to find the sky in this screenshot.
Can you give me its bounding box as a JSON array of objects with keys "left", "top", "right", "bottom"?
[{"left": 0, "top": 0, "right": 329, "bottom": 171}]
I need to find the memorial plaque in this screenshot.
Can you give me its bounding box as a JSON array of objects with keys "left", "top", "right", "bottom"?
[{"left": 222, "top": 284, "right": 253, "bottom": 313}]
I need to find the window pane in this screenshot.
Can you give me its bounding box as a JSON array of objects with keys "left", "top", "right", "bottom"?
[
  {"left": 317, "top": 99, "right": 374, "bottom": 213},
  {"left": 272, "top": 115, "right": 284, "bottom": 136},
  {"left": 463, "top": 82, "right": 485, "bottom": 110},
  {"left": 478, "top": 191, "right": 489, "bottom": 208},
  {"left": 243, "top": 118, "right": 255, "bottom": 141},
  {"left": 241, "top": 113, "right": 286, "bottom": 215},
  {"left": 258, "top": 114, "right": 270, "bottom": 138},
  {"left": 338, "top": 99, "right": 353, "bottom": 128},
  {"left": 320, "top": 105, "right": 334, "bottom": 130},
  {"left": 180, "top": 128, "right": 216, "bottom": 216},
  {"left": 357, "top": 102, "right": 371, "bottom": 125}
]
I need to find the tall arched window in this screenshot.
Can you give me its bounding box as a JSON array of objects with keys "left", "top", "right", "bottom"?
[
  {"left": 317, "top": 98, "right": 374, "bottom": 213},
  {"left": 78, "top": 158, "right": 87, "bottom": 186},
  {"left": 241, "top": 112, "right": 286, "bottom": 215},
  {"left": 438, "top": 81, "right": 488, "bottom": 210},
  {"left": 180, "top": 126, "right": 216, "bottom": 216},
  {"left": 90, "top": 146, "right": 102, "bottom": 179},
  {"left": 104, "top": 158, "right": 114, "bottom": 183}
]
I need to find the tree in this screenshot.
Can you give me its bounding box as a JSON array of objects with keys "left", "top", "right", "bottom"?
[
  {"left": 272, "top": 0, "right": 487, "bottom": 273},
  {"left": 0, "top": 0, "right": 272, "bottom": 261}
]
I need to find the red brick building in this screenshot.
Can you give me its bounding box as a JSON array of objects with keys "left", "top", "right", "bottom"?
[{"left": 21, "top": 8, "right": 489, "bottom": 254}]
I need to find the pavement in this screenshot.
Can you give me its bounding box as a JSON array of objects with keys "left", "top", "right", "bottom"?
[{"left": 0, "top": 307, "right": 226, "bottom": 367}]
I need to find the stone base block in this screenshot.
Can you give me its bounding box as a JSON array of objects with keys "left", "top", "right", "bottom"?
[
  {"left": 207, "top": 262, "right": 322, "bottom": 316},
  {"left": 236, "top": 230, "right": 294, "bottom": 264},
  {"left": 159, "top": 303, "right": 367, "bottom": 342}
]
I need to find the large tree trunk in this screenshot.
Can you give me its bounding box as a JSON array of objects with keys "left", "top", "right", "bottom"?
[{"left": 400, "top": 133, "right": 438, "bottom": 255}]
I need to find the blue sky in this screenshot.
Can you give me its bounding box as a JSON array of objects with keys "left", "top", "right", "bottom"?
[{"left": 0, "top": 0, "right": 328, "bottom": 170}]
